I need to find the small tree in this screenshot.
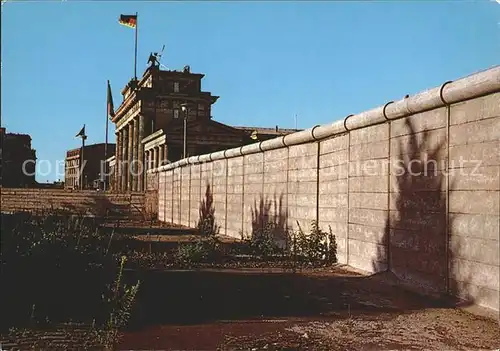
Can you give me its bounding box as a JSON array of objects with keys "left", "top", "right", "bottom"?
[{"left": 196, "top": 184, "right": 220, "bottom": 236}]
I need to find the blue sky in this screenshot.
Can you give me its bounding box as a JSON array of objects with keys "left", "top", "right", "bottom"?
[{"left": 2, "top": 0, "right": 499, "bottom": 182}]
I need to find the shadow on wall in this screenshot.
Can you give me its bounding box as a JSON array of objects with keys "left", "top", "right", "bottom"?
[
  {"left": 197, "top": 184, "right": 220, "bottom": 236},
  {"left": 250, "top": 193, "right": 289, "bottom": 249},
  {"left": 375, "top": 117, "right": 477, "bottom": 306}
]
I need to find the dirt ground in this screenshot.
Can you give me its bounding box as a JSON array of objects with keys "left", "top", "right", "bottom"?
[{"left": 118, "top": 266, "right": 500, "bottom": 350}]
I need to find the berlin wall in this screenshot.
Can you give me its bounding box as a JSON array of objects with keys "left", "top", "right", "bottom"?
[{"left": 149, "top": 66, "right": 500, "bottom": 312}]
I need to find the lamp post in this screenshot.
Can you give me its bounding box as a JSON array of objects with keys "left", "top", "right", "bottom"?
[{"left": 180, "top": 103, "right": 189, "bottom": 159}]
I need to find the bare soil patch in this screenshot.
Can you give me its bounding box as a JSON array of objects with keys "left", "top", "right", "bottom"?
[{"left": 118, "top": 267, "right": 500, "bottom": 350}]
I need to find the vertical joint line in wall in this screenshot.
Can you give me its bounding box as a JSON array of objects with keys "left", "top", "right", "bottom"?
[
  {"left": 188, "top": 164, "right": 191, "bottom": 226},
  {"left": 179, "top": 167, "right": 183, "bottom": 223},
  {"left": 197, "top": 163, "right": 203, "bottom": 227},
  {"left": 440, "top": 80, "right": 452, "bottom": 295},
  {"left": 387, "top": 122, "right": 392, "bottom": 272},
  {"left": 171, "top": 170, "right": 174, "bottom": 223},
  {"left": 445, "top": 103, "right": 451, "bottom": 295},
  {"left": 241, "top": 155, "right": 245, "bottom": 237},
  {"left": 224, "top": 158, "right": 228, "bottom": 237},
  {"left": 346, "top": 131, "right": 351, "bottom": 266},
  {"left": 315, "top": 141, "right": 320, "bottom": 227},
  {"left": 261, "top": 153, "right": 265, "bottom": 203},
  {"left": 285, "top": 146, "right": 290, "bottom": 233}
]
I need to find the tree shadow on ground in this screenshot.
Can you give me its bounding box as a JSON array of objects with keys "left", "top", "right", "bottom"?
[
  {"left": 374, "top": 117, "right": 478, "bottom": 306},
  {"left": 123, "top": 268, "right": 447, "bottom": 330}
]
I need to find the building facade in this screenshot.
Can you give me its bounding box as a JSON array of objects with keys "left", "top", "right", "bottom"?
[
  {"left": 65, "top": 143, "right": 115, "bottom": 189},
  {"left": 109, "top": 61, "right": 300, "bottom": 192},
  {"left": 0, "top": 127, "right": 37, "bottom": 188}
]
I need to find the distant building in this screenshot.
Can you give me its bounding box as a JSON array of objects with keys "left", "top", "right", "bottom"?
[
  {"left": 0, "top": 127, "right": 37, "bottom": 188},
  {"left": 64, "top": 143, "right": 116, "bottom": 190},
  {"left": 108, "top": 60, "right": 301, "bottom": 192}
]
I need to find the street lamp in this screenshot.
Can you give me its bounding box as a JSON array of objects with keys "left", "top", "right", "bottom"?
[{"left": 180, "top": 103, "right": 189, "bottom": 159}]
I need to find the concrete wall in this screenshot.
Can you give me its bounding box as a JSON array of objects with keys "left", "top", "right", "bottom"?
[
  {"left": 0, "top": 188, "right": 146, "bottom": 219},
  {"left": 151, "top": 66, "right": 500, "bottom": 312}
]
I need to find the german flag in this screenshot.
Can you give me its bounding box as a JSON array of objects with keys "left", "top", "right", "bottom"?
[{"left": 119, "top": 14, "right": 137, "bottom": 28}]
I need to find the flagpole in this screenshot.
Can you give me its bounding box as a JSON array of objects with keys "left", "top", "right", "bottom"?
[
  {"left": 104, "top": 80, "right": 109, "bottom": 191},
  {"left": 80, "top": 126, "right": 86, "bottom": 190},
  {"left": 134, "top": 12, "right": 138, "bottom": 81}
]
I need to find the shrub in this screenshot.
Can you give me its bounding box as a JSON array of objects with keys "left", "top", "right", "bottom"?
[
  {"left": 95, "top": 256, "right": 140, "bottom": 350},
  {"left": 290, "top": 220, "right": 337, "bottom": 266},
  {"left": 0, "top": 213, "right": 139, "bottom": 343},
  {"left": 245, "top": 222, "right": 287, "bottom": 259},
  {"left": 175, "top": 237, "right": 222, "bottom": 267}
]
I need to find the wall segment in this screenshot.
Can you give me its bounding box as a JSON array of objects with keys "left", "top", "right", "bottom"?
[{"left": 150, "top": 66, "right": 500, "bottom": 312}]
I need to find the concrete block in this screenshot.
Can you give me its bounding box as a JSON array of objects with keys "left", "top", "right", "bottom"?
[
  {"left": 319, "top": 134, "right": 349, "bottom": 155},
  {"left": 264, "top": 147, "right": 288, "bottom": 162},
  {"left": 318, "top": 193, "right": 347, "bottom": 208},
  {"left": 244, "top": 153, "right": 264, "bottom": 165},
  {"left": 318, "top": 164, "right": 349, "bottom": 181},
  {"left": 449, "top": 234, "right": 499, "bottom": 266},
  {"left": 348, "top": 223, "right": 386, "bottom": 244},
  {"left": 450, "top": 92, "right": 500, "bottom": 125},
  {"left": 349, "top": 239, "right": 387, "bottom": 261},
  {"left": 449, "top": 279, "right": 499, "bottom": 311},
  {"left": 227, "top": 166, "right": 244, "bottom": 177},
  {"left": 390, "top": 171, "right": 447, "bottom": 193},
  {"left": 450, "top": 166, "right": 499, "bottom": 191},
  {"left": 350, "top": 140, "right": 389, "bottom": 161},
  {"left": 349, "top": 176, "right": 389, "bottom": 193},
  {"left": 349, "top": 192, "right": 388, "bottom": 210},
  {"left": 451, "top": 213, "right": 499, "bottom": 241},
  {"left": 244, "top": 183, "right": 263, "bottom": 194},
  {"left": 391, "top": 259, "right": 446, "bottom": 295},
  {"left": 263, "top": 182, "right": 287, "bottom": 195},
  {"left": 349, "top": 208, "right": 388, "bottom": 227},
  {"left": 318, "top": 179, "right": 348, "bottom": 194},
  {"left": 289, "top": 143, "right": 318, "bottom": 158},
  {"left": 389, "top": 210, "right": 445, "bottom": 232},
  {"left": 350, "top": 123, "right": 389, "bottom": 146},
  {"left": 390, "top": 147, "right": 448, "bottom": 175},
  {"left": 288, "top": 155, "right": 317, "bottom": 170},
  {"left": 391, "top": 107, "right": 447, "bottom": 138},
  {"left": 389, "top": 191, "right": 446, "bottom": 213},
  {"left": 319, "top": 150, "right": 348, "bottom": 168},
  {"left": 449, "top": 190, "right": 499, "bottom": 215},
  {"left": 263, "top": 171, "right": 287, "bottom": 184},
  {"left": 227, "top": 184, "right": 243, "bottom": 194},
  {"left": 391, "top": 127, "right": 447, "bottom": 157},
  {"left": 450, "top": 258, "right": 499, "bottom": 291},
  {"left": 319, "top": 221, "right": 348, "bottom": 237},
  {"left": 227, "top": 175, "right": 244, "bottom": 185},
  {"left": 449, "top": 141, "right": 499, "bottom": 168},
  {"left": 390, "top": 228, "right": 445, "bottom": 255},
  {"left": 287, "top": 206, "right": 317, "bottom": 220},
  {"left": 449, "top": 117, "right": 500, "bottom": 146},
  {"left": 244, "top": 163, "right": 264, "bottom": 175},
  {"left": 349, "top": 159, "right": 389, "bottom": 177},
  {"left": 348, "top": 251, "right": 387, "bottom": 273},
  {"left": 264, "top": 159, "right": 288, "bottom": 173},
  {"left": 287, "top": 181, "right": 319, "bottom": 195},
  {"left": 246, "top": 173, "right": 263, "bottom": 185},
  {"left": 288, "top": 193, "right": 316, "bottom": 206},
  {"left": 288, "top": 168, "right": 318, "bottom": 182}
]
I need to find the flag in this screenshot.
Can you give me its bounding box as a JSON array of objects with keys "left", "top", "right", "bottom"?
[
  {"left": 75, "top": 125, "right": 86, "bottom": 138},
  {"left": 119, "top": 14, "right": 137, "bottom": 28},
  {"left": 107, "top": 80, "right": 115, "bottom": 119}
]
